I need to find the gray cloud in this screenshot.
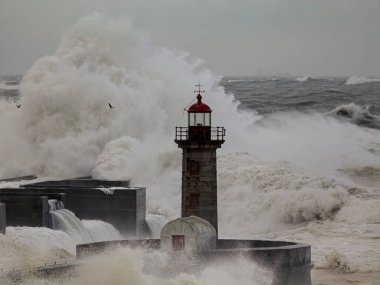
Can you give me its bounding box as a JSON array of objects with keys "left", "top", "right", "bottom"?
[{"left": 0, "top": 0, "right": 379, "bottom": 76}]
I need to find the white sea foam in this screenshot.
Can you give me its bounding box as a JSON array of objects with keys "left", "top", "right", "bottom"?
[
  {"left": 295, "top": 76, "right": 311, "bottom": 82},
  {"left": 82, "top": 219, "right": 122, "bottom": 241},
  {"left": 0, "top": 247, "right": 272, "bottom": 285},
  {"left": 0, "top": 226, "right": 75, "bottom": 271},
  {"left": 345, "top": 76, "right": 380, "bottom": 85},
  {"left": 145, "top": 213, "right": 168, "bottom": 238},
  {"left": 0, "top": 210, "right": 122, "bottom": 271},
  {"left": 227, "top": 79, "right": 246, "bottom": 83}
]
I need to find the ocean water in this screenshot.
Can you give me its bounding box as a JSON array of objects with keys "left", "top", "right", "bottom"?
[{"left": 0, "top": 13, "right": 380, "bottom": 284}]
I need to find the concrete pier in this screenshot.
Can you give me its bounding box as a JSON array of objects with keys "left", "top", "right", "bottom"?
[
  {"left": 24, "top": 178, "right": 130, "bottom": 188},
  {"left": 0, "top": 192, "right": 66, "bottom": 228},
  {"left": 0, "top": 178, "right": 145, "bottom": 236},
  {"left": 0, "top": 195, "right": 49, "bottom": 227}
]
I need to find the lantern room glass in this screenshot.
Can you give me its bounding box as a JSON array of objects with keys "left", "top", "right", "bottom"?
[{"left": 188, "top": 112, "right": 211, "bottom": 126}]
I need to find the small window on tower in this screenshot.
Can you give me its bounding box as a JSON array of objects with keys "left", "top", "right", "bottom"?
[
  {"left": 187, "top": 159, "right": 200, "bottom": 175},
  {"left": 189, "top": 193, "right": 200, "bottom": 209}
]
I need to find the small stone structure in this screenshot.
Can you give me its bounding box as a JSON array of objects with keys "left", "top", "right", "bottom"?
[{"left": 161, "top": 216, "right": 216, "bottom": 252}]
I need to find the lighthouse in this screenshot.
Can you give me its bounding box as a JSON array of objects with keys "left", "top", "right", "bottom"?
[{"left": 175, "top": 84, "right": 225, "bottom": 234}]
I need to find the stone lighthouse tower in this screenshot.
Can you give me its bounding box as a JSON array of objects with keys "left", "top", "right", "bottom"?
[{"left": 175, "top": 84, "right": 225, "bottom": 234}]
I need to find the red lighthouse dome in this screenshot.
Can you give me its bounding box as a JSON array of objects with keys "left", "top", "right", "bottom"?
[
  {"left": 174, "top": 83, "right": 225, "bottom": 144},
  {"left": 188, "top": 94, "right": 212, "bottom": 113}
]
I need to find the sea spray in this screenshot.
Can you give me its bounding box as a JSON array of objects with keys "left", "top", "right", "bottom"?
[
  {"left": 51, "top": 209, "right": 93, "bottom": 242},
  {"left": 0, "top": 212, "right": 122, "bottom": 272},
  {"left": 145, "top": 213, "right": 168, "bottom": 238},
  {"left": 0, "top": 13, "right": 377, "bottom": 183},
  {"left": 1, "top": 247, "right": 272, "bottom": 285},
  {"left": 51, "top": 209, "right": 122, "bottom": 243},
  {"left": 83, "top": 219, "right": 122, "bottom": 241},
  {"left": 0, "top": 12, "right": 249, "bottom": 179},
  {"left": 0, "top": 226, "right": 75, "bottom": 271}
]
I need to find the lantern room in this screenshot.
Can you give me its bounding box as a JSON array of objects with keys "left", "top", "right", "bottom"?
[
  {"left": 186, "top": 92, "right": 212, "bottom": 142},
  {"left": 175, "top": 84, "right": 225, "bottom": 144},
  {"left": 188, "top": 94, "right": 212, "bottom": 127}
]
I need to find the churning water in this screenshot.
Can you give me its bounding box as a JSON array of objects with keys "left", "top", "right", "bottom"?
[{"left": 0, "top": 13, "right": 379, "bottom": 284}]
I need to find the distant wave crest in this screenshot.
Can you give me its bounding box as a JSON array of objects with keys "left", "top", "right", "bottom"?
[
  {"left": 227, "top": 79, "right": 246, "bottom": 83},
  {"left": 345, "top": 76, "right": 380, "bottom": 85},
  {"left": 295, "top": 76, "right": 311, "bottom": 82}
]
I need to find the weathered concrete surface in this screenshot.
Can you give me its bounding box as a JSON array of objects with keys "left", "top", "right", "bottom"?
[
  {"left": 0, "top": 192, "right": 66, "bottom": 228},
  {"left": 76, "top": 239, "right": 161, "bottom": 258},
  {"left": 0, "top": 186, "right": 146, "bottom": 237},
  {"left": 0, "top": 192, "right": 66, "bottom": 204},
  {"left": 0, "top": 203, "right": 5, "bottom": 234},
  {"left": 211, "top": 239, "right": 312, "bottom": 285},
  {"left": 24, "top": 178, "right": 130, "bottom": 188},
  {"left": 0, "top": 196, "right": 49, "bottom": 227},
  {"left": 0, "top": 175, "right": 37, "bottom": 183}
]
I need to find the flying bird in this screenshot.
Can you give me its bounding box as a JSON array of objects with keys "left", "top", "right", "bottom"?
[
  {"left": 16, "top": 104, "right": 21, "bottom": 108},
  {"left": 108, "top": 103, "right": 115, "bottom": 109}
]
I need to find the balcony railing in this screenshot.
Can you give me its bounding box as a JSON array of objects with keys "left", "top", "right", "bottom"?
[{"left": 175, "top": 127, "right": 226, "bottom": 142}]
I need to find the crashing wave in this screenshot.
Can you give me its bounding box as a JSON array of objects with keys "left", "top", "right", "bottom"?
[
  {"left": 295, "top": 76, "right": 311, "bottom": 82},
  {"left": 345, "top": 76, "right": 380, "bottom": 85},
  {"left": 317, "top": 250, "right": 358, "bottom": 273},
  {"left": 330, "top": 103, "right": 380, "bottom": 129},
  {"left": 217, "top": 153, "right": 352, "bottom": 233}
]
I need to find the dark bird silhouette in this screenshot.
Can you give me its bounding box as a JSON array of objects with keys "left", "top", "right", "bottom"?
[
  {"left": 108, "top": 103, "right": 115, "bottom": 109},
  {"left": 16, "top": 104, "right": 21, "bottom": 108}
]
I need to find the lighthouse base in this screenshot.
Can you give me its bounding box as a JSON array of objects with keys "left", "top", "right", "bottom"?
[{"left": 76, "top": 238, "right": 312, "bottom": 285}]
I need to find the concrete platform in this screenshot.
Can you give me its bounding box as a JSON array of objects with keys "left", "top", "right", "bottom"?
[
  {"left": 76, "top": 238, "right": 312, "bottom": 285},
  {"left": 0, "top": 193, "right": 66, "bottom": 228},
  {"left": 0, "top": 177, "right": 145, "bottom": 236},
  {"left": 24, "top": 178, "right": 129, "bottom": 188}
]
